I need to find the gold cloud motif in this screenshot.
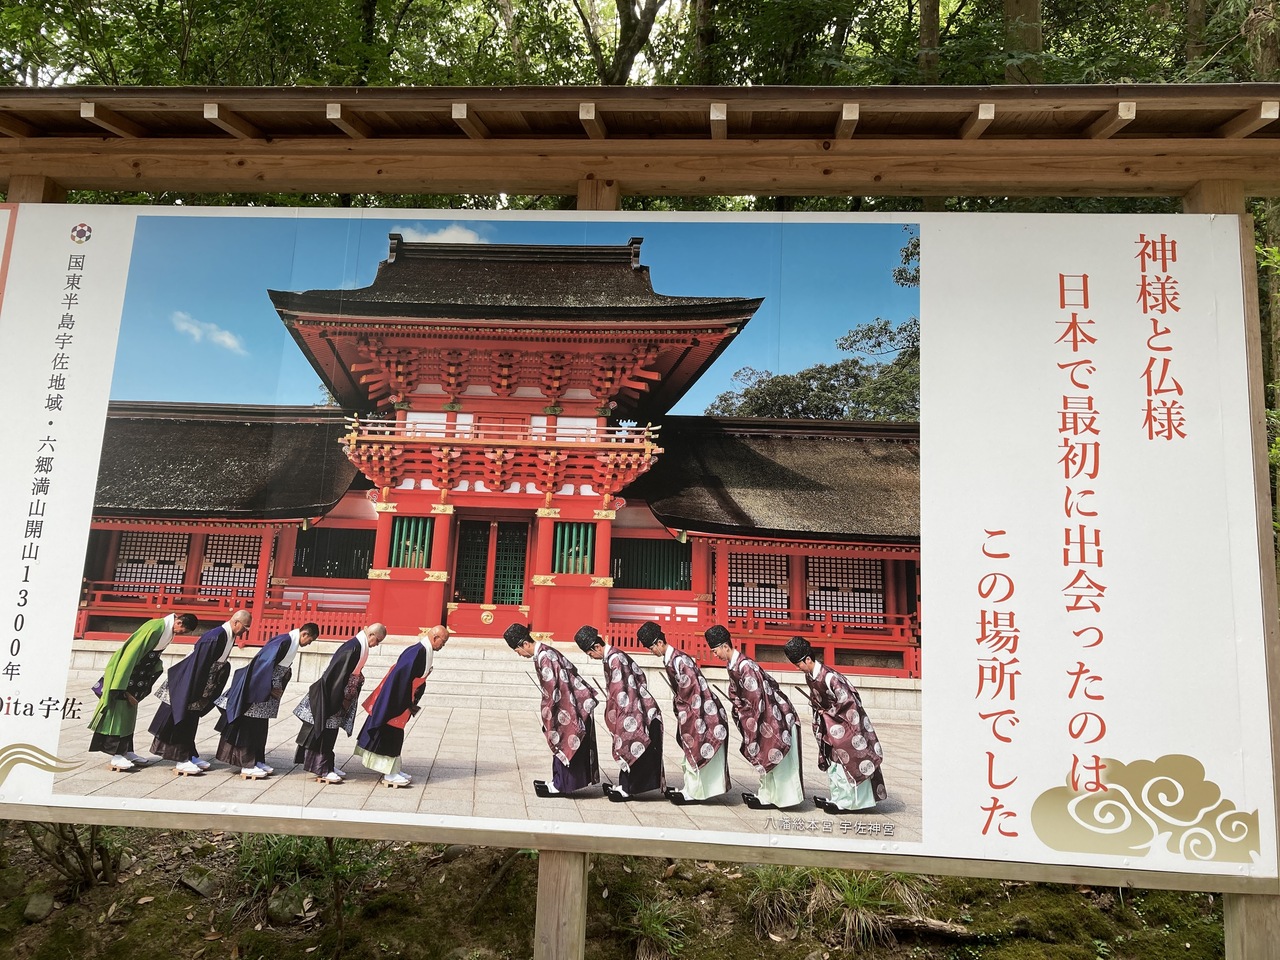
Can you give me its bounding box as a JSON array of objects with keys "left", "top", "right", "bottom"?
[
  {"left": 0, "top": 742, "right": 82, "bottom": 787},
  {"left": 1031, "top": 754, "right": 1259, "bottom": 863}
]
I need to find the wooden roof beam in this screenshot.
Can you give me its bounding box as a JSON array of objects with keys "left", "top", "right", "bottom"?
[
  {"left": 834, "top": 103, "right": 859, "bottom": 139},
  {"left": 959, "top": 103, "right": 996, "bottom": 140},
  {"left": 80, "top": 102, "right": 145, "bottom": 138},
  {"left": 710, "top": 102, "right": 727, "bottom": 140},
  {"left": 326, "top": 103, "right": 372, "bottom": 139},
  {"left": 579, "top": 103, "right": 608, "bottom": 140},
  {"left": 1085, "top": 101, "right": 1136, "bottom": 140},
  {"left": 203, "top": 103, "right": 262, "bottom": 140},
  {"left": 1215, "top": 101, "right": 1280, "bottom": 138},
  {"left": 0, "top": 112, "right": 37, "bottom": 138},
  {"left": 452, "top": 103, "right": 489, "bottom": 140}
]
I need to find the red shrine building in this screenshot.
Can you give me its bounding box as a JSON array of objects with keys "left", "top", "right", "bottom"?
[{"left": 77, "top": 237, "right": 921, "bottom": 678}]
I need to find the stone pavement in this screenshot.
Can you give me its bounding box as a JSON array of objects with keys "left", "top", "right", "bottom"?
[{"left": 53, "top": 637, "right": 922, "bottom": 844}]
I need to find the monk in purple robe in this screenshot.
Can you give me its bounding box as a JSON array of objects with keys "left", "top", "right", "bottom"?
[
  {"left": 505, "top": 622, "right": 599, "bottom": 798},
  {"left": 636, "top": 621, "right": 730, "bottom": 805},
  {"left": 576, "top": 624, "right": 664, "bottom": 802},
  {"left": 705, "top": 624, "right": 804, "bottom": 811},
  {"left": 785, "top": 636, "right": 887, "bottom": 814}
]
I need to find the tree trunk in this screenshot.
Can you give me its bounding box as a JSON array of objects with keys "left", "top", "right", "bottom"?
[
  {"left": 1186, "top": 0, "right": 1207, "bottom": 65},
  {"left": 1003, "top": 0, "right": 1042, "bottom": 83},
  {"left": 919, "top": 0, "right": 940, "bottom": 83},
  {"left": 693, "top": 0, "right": 718, "bottom": 84}
]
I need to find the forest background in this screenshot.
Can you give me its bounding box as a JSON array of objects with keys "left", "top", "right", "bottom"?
[{"left": 0, "top": 3, "right": 1275, "bottom": 958}]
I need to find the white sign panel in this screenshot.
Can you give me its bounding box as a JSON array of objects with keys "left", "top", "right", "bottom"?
[{"left": 0, "top": 205, "right": 1271, "bottom": 885}]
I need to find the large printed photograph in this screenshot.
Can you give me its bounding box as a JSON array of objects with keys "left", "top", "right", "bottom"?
[{"left": 41, "top": 211, "right": 925, "bottom": 851}]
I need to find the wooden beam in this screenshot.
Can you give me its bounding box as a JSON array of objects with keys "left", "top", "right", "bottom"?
[
  {"left": 1216, "top": 100, "right": 1280, "bottom": 139},
  {"left": 79, "top": 102, "right": 146, "bottom": 138},
  {"left": 5, "top": 174, "right": 66, "bottom": 202},
  {"left": 452, "top": 103, "right": 489, "bottom": 140},
  {"left": 579, "top": 103, "right": 607, "bottom": 140},
  {"left": 534, "top": 850, "right": 588, "bottom": 960},
  {"left": 326, "top": 103, "right": 372, "bottom": 139},
  {"left": 834, "top": 103, "right": 859, "bottom": 139},
  {"left": 959, "top": 103, "right": 995, "bottom": 140},
  {"left": 1084, "top": 101, "right": 1136, "bottom": 139},
  {"left": 0, "top": 112, "right": 37, "bottom": 138},
  {"left": 710, "top": 102, "right": 727, "bottom": 140},
  {"left": 577, "top": 177, "right": 619, "bottom": 210},
  {"left": 203, "top": 103, "right": 262, "bottom": 140},
  {"left": 1182, "top": 179, "right": 1247, "bottom": 214},
  {"left": 6, "top": 137, "right": 1280, "bottom": 196}
]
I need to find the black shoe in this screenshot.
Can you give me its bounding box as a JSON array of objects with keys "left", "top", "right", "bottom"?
[
  {"left": 742, "top": 792, "right": 777, "bottom": 811},
  {"left": 605, "top": 785, "right": 633, "bottom": 803},
  {"left": 665, "top": 788, "right": 702, "bottom": 807},
  {"left": 533, "top": 780, "right": 565, "bottom": 799}
]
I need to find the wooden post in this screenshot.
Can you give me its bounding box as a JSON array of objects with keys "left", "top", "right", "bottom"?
[
  {"left": 533, "top": 848, "right": 589, "bottom": 960},
  {"left": 6, "top": 174, "right": 67, "bottom": 203},
  {"left": 576, "top": 177, "right": 619, "bottom": 211},
  {"left": 1184, "top": 179, "right": 1280, "bottom": 957},
  {"left": 528, "top": 168, "right": 617, "bottom": 960}
]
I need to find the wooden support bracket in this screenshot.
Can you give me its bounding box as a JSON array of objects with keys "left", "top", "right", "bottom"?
[
  {"left": 834, "top": 103, "right": 859, "bottom": 139},
  {"left": 80, "top": 102, "right": 146, "bottom": 138},
  {"left": 1215, "top": 101, "right": 1280, "bottom": 139},
  {"left": 1085, "top": 101, "right": 1136, "bottom": 140},
  {"left": 0, "top": 112, "right": 37, "bottom": 138},
  {"left": 710, "top": 102, "right": 728, "bottom": 140},
  {"left": 452, "top": 103, "right": 490, "bottom": 140},
  {"left": 959, "top": 103, "right": 996, "bottom": 140},
  {"left": 579, "top": 102, "right": 607, "bottom": 140},
  {"left": 204, "top": 103, "right": 263, "bottom": 140},
  {"left": 326, "top": 103, "right": 372, "bottom": 139}
]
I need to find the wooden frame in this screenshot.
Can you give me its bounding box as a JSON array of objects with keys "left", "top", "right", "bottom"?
[{"left": 3, "top": 82, "right": 1279, "bottom": 960}]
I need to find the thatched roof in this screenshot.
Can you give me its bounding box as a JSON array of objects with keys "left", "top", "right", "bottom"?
[
  {"left": 94, "top": 402, "right": 361, "bottom": 520},
  {"left": 629, "top": 417, "right": 919, "bottom": 542},
  {"left": 269, "top": 236, "right": 763, "bottom": 323}
]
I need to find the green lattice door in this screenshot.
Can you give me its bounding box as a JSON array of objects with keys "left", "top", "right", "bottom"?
[{"left": 453, "top": 519, "right": 528, "bottom": 605}]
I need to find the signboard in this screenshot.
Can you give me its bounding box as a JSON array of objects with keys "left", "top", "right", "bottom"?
[{"left": 0, "top": 205, "right": 1271, "bottom": 887}]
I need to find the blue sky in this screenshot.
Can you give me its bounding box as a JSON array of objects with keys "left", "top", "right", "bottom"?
[{"left": 113, "top": 214, "right": 919, "bottom": 416}]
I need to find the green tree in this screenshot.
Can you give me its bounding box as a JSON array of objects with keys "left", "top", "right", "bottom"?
[{"left": 708, "top": 232, "right": 919, "bottom": 421}]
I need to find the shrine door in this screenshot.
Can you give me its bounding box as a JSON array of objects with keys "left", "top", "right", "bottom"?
[{"left": 448, "top": 519, "right": 529, "bottom": 636}]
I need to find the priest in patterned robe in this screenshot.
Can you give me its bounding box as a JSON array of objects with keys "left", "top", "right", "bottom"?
[
  {"left": 636, "top": 621, "right": 730, "bottom": 805},
  {"left": 88, "top": 612, "right": 199, "bottom": 771},
  {"left": 294, "top": 623, "right": 386, "bottom": 783},
  {"left": 354, "top": 625, "right": 448, "bottom": 787},
  {"left": 576, "top": 625, "right": 664, "bottom": 802},
  {"left": 214, "top": 622, "right": 318, "bottom": 778},
  {"left": 149, "top": 610, "right": 252, "bottom": 775},
  {"left": 504, "top": 622, "right": 599, "bottom": 798},
  {"left": 705, "top": 624, "right": 804, "bottom": 811},
  {"left": 784, "top": 636, "right": 887, "bottom": 814}
]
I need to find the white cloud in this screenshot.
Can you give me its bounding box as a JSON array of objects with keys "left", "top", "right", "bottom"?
[
  {"left": 171, "top": 311, "right": 248, "bottom": 355},
  {"left": 391, "top": 223, "right": 487, "bottom": 244}
]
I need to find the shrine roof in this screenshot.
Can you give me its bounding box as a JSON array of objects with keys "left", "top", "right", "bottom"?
[
  {"left": 93, "top": 402, "right": 361, "bottom": 520},
  {"left": 629, "top": 416, "right": 919, "bottom": 542},
  {"left": 268, "top": 236, "right": 764, "bottom": 322}
]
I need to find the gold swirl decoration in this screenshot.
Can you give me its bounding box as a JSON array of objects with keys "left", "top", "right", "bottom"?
[
  {"left": 1030, "top": 754, "right": 1259, "bottom": 863},
  {"left": 0, "top": 742, "right": 83, "bottom": 787}
]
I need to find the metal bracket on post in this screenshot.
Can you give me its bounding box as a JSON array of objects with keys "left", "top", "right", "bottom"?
[{"left": 533, "top": 848, "right": 589, "bottom": 960}]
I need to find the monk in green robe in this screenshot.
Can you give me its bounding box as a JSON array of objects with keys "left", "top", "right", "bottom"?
[{"left": 88, "top": 613, "right": 198, "bottom": 770}]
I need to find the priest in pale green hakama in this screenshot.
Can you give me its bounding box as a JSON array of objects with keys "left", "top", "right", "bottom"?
[{"left": 88, "top": 612, "right": 199, "bottom": 770}]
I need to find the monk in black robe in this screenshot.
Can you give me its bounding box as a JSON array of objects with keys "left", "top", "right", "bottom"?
[{"left": 294, "top": 623, "right": 386, "bottom": 782}]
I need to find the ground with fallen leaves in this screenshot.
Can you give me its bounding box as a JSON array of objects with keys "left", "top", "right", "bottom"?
[{"left": 0, "top": 822, "right": 1227, "bottom": 960}]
